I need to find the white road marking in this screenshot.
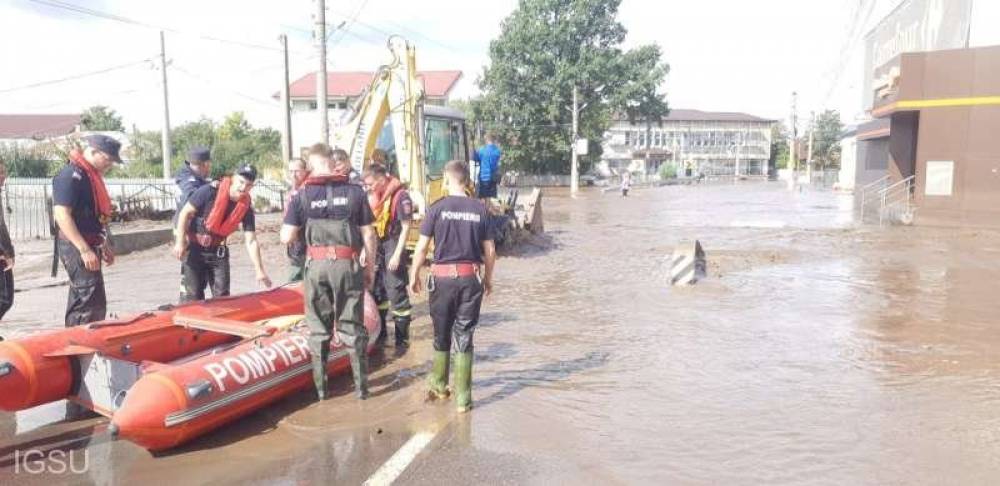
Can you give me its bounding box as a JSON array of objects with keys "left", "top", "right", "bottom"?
[{"left": 363, "top": 429, "right": 438, "bottom": 486}]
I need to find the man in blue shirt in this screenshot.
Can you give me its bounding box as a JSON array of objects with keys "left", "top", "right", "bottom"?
[{"left": 475, "top": 133, "right": 501, "bottom": 200}]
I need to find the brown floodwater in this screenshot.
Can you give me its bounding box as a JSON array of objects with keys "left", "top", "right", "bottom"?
[{"left": 3, "top": 181, "right": 1000, "bottom": 485}]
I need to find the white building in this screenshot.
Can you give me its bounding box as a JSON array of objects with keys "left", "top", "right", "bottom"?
[
  {"left": 600, "top": 109, "right": 775, "bottom": 178},
  {"left": 285, "top": 70, "right": 462, "bottom": 155}
]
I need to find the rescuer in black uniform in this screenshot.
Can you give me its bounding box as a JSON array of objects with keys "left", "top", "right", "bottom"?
[
  {"left": 410, "top": 160, "right": 496, "bottom": 412},
  {"left": 52, "top": 135, "right": 122, "bottom": 326},
  {"left": 172, "top": 165, "right": 272, "bottom": 302},
  {"left": 363, "top": 163, "right": 414, "bottom": 349},
  {"left": 280, "top": 144, "right": 377, "bottom": 400}
]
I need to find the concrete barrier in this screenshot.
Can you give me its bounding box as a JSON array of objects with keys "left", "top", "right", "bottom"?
[
  {"left": 670, "top": 240, "right": 707, "bottom": 286},
  {"left": 110, "top": 227, "right": 173, "bottom": 256}
]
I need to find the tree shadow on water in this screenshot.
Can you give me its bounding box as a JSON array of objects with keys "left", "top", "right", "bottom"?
[{"left": 473, "top": 351, "right": 610, "bottom": 409}]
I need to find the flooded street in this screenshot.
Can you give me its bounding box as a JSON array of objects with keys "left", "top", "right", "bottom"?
[{"left": 4, "top": 181, "right": 1000, "bottom": 484}]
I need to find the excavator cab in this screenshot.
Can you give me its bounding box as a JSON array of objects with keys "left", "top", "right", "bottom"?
[
  {"left": 329, "top": 36, "right": 538, "bottom": 251},
  {"left": 371, "top": 105, "right": 472, "bottom": 249}
]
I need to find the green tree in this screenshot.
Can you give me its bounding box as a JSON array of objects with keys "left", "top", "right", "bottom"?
[
  {"left": 80, "top": 105, "right": 124, "bottom": 132},
  {"left": 106, "top": 111, "right": 280, "bottom": 179},
  {"left": 170, "top": 117, "right": 216, "bottom": 171},
  {"left": 109, "top": 128, "right": 162, "bottom": 178},
  {"left": 218, "top": 112, "right": 252, "bottom": 141},
  {"left": 770, "top": 123, "right": 789, "bottom": 170},
  {"left": 613, "top": 44, "right": 670, "bottom": 161},
  {"left": 0, "top": 143, "right": 58, "bottom": 177},
  {"left": 812, "top": 109, "right": 843, "bottom": 170},
  {"left": 476, "top": 0, "right": 669, "bottom": 174}
]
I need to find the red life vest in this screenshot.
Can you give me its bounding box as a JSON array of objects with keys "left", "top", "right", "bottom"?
[
  {"left": 369, "top": 177, "right": 403, "bottom": 219},
  {"left": 68, "top": 149, "right": 113, "bottom": 225},
  {"left": 203, "top": 176, "right": 251, "bottom": 238},
  {"left": 369, "top": 177, "right": 405, "bottom": 239},
  {"left": 303, "top": 174, "right": 348, "bottom": 186}
]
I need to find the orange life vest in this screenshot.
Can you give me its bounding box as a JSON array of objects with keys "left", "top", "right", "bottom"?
[
  {"left": 203, "top": 176, "right": 251, "bottom": 238},
  {"left": 68, "top": 149, "right": 113, "bottom": 225},
  {"left": 369, "top": 177, "right": 404, "bottom": 239}
]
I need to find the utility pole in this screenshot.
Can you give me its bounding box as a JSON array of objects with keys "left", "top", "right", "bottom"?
[
  {"left": 315, "top": 0, "right": 329, "bottom": 144},
  {"left": 806, "top": 111, "right": 815, "bottom": 184},
  {"left": 160, "top": 31, "right": 172, "bottom": 180},
  {"left": 787, "top": 91, "right": 797, "bottom": 178},
  {"left": 570, "top": 85, "right": 579, "bottom": 195},
  {"left": 280, "top": 34, "right": 293, "bottom": 163},
  {"left": 734, "top": 126, "right": 741, "bottom": 180}
]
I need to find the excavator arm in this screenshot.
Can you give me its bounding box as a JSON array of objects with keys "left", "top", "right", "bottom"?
[{"left": 331, "top": 36, "right": 428, "bottom": 211}]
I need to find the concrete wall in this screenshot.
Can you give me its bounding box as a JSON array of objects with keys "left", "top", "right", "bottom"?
[
  {"left": 837, "top": 136, "right": 858, "bottom": 191},
  {"left": 905, "top": 47, "right": 1000, "bottom": 227}
]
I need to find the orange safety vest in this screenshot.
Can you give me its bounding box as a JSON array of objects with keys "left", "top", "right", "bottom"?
[
  {"left": 203, "top": 176, "right": 251, "bottom": 238},
  {"left": 368, "top": 177, "right": 404, "bottom": 239}
]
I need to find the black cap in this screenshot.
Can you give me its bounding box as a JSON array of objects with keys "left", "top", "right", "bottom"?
[
  {"left": 187, "top": 146, "right": 211, "bottom": 164},
  {"left": 235, "top": 164, "right": 258, "bottom": 182},
  {"left": 84, "top": 135, "right": 123, "bottom": 163}
]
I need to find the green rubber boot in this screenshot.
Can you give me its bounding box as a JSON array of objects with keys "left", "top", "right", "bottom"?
[
  {"left": 453, "top": 352, "right": 473, "bottom": 413},
  {"left": 426, "top": 351, "right": 451, "bottom": 400},
  {"left": 309, "top": 340, "right": 330, "bottom": 401},
  {"left": 349, "top": 336, "right": 370, "bottom": 400}
]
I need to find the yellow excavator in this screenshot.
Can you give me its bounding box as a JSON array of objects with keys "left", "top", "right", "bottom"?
[{"left": 329, "top": 36, "right": 542, "bottom": 248}]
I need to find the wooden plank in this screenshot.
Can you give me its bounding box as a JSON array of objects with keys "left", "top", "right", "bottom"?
[{"left": 172, "top": 314, "right": 271, "bottom": 339}]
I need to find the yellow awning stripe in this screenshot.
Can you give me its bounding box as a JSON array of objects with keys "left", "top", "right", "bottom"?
[{"left": 896, "top": 96, "right": 1000, "bottom": 109}]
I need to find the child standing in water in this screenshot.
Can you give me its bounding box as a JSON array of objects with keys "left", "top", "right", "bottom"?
[{"left": 621, "top": 171, "right": 632, "bottom": 197}]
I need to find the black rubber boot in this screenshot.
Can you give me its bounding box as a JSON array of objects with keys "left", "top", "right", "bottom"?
[
  {"left": 375, "top": 309, "right": 388, "bottom": 347},
  {"left": 394, "top": 315, "right": 411, "bottom": 348},
  {"left": 309, "top": 339, "right": 330, "bottom": 400},
  {"left": 349, "top": 337, "right": 370, "bottom": 400}
]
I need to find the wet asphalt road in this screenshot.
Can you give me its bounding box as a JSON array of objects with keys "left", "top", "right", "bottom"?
[{"left": 3, "top": 181, "right": 1000, "bottom": 485}]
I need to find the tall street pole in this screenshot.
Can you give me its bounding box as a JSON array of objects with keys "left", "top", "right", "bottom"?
[
  {"left": 570, "top": 85, "right": 579, "bottom": 196},
  {"left": 315, "top": 0, "right": 329, "bottom": 143},
  {"left": 160, "top": 31, "right": 172, "bottom": 180},
  {"left": 806, "top": 111, "right": 815, "bottom": 184},
  {"left": 280, "top": 34, "right": 293, "bottom": 162},
  {"left": 787, "top": 91, "right": 797, "bottom": 178}
]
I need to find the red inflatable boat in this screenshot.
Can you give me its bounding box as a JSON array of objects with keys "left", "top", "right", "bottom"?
[{"left": 0, "top": 283, "right": 380, "bottom": 451}]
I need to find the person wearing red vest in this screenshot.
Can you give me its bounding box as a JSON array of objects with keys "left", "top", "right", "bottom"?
[
  {"left": 363, "top": 163, "right": 414, "bottom": 349},
  {"left": 172, "top": 164, "right": 272, "bottom": 302},
  {"left": 52, "top": 135, "right": 121, "bottom": 326}
]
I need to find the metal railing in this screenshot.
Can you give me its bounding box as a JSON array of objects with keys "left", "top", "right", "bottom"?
[
  {"left": 858, "top": 175, "right": 890, "bottom": 223},
  {"left": 877, "top": 175, "right": 915, "bottom": 227},
  {"left": 1, "top": 178, "right": 288, "bottom": 241}
]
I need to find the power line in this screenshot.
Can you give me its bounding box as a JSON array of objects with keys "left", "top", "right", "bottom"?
[
  {"left": 331, "top": 3, "right": 453, "bottom": 52},
  {"left": 171, "top": 64, "right": 279, "bottom": 107},
  {"left": 18, "top": 87, "right": 150, "bottom": 111},
  {"left": 25, "top": 0, "right": 305, "bottom": 54},
  {"left": 0, "top": 57, "right": 154, "bottom": 94}
]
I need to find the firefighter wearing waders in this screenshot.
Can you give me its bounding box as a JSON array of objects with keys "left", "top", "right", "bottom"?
[
  {"left": 280, "top": 144, "right": 377, "bottom": 400},
  {"left": 52, "top": 135, "right": 122, "bottom": 326},
  {"left": 410, "top": 160, "right": 496, "bottom": 412},
  {"left": 172, "top": 165, "right": 272, "bottom": 302},
  {"left": 363, "top": 163, "right": 414, "bottom": 349}
]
